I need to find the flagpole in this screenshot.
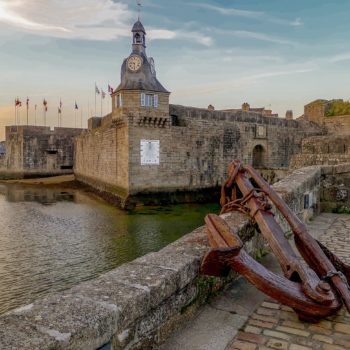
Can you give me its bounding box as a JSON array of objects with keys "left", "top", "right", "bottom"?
[
  {"left": 26, "top": 97, "right": 29, "bottom": 125},
  {"left": 95, "top": 82, "right": 97, "bottom": 117}
]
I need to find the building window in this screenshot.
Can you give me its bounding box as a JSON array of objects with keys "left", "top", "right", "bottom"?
[
  {"left": 140, "top": 93, "right": 158, "bottom": 108},
  {"left": 116, "top": 94, "right": 123, "bottom": 108},
  {"left": 141, "top": 93, "right": 146, "bottom": 107},
  {"left": 146, "top": 94, "right": 154, "bottom": 107}
]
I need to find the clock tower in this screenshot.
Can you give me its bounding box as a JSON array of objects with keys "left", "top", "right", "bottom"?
[{"left": 111, "top": 19, "right": 170, "bottom": 124}]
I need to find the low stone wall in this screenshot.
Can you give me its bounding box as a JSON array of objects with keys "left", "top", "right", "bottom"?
[
  {"left": 321, "top": 163, "right": 350, "bottom": 213},
  {"left": 289, "top": 135, "right": 350, "bottom": 170},
  {"left": 0, "top": 165, "right": 341, "bottom": 350},
  {"left": 290, "top": 153, "right": 350, "bottom": 170}
]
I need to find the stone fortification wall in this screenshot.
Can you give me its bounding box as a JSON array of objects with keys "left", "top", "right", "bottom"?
[
  {"left": 74, "top": 104, "right": 321, "bottom": 206},
  {"left": 303, "top": 99, "right": 350, "bottom": 134},
  {"left": 0, "top": 165, "right": 333, "bottom": 350},
  {"left": 127, "top": 105, "right": 321, "bottom": 196},
  {"left": 290, "top": 135, "right": 350, "bottom": 169},
  {"left": 304, "top": 99, "right": 328, "bottom": 124},
  {"left": 74, "top": 121, "right": 129, "bottom": 205},
  {"left": 323, "top": 115, "right": 350, "bottom": 135},
  {"left": 0, "top": 126, "right": 83, "bottom": 179},
  {"left": 321, "top": 163, "right": 350, "bottom": 212}
]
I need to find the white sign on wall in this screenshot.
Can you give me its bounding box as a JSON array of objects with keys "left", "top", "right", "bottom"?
[{"left": 140, "top": 140, "right": 160, "bottom": 165}]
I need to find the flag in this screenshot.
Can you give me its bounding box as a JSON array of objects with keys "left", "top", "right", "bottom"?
[
  {"left": 59, "top": 99, "right": 62, "bottom": 109},
  {"left": 75, "top": 101, "right": 78, "bottom": 110},
  {"left": 108, "top": 84, "right": 114, "bottom": 94},
  {"left": 43, "top": 99, "right": 48, "bottom": 112},
  {"left": 58, "top": 107, "right": 62, "bottom": 114},
  {"left": 95, "top": 84, "right": 100, "bottom": 95},
  {"left": 26, "top": 97, "right": 29, "bottom": 108},
  {"left": 15, "top": 98, "right": 22, "bottom": 107},
  {"left": 102, "top": 90, "right": 106, "bottom": 99}
]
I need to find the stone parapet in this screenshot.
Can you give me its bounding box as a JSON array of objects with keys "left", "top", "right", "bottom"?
[{"left": 0, "top": 165, "right": 340, "bottom": 349}]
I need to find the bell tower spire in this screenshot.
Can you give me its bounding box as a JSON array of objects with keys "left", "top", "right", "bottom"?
[
  {"left": 137, "top": 0, "right": 141, "bottom": 21},
  {"left": 132, "top": 1, "right": 146, "bottom": 54}
]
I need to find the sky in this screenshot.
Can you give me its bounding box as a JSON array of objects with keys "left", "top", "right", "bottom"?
[{"left": 0, "top": 0, "right": 350, "bottom": 140}]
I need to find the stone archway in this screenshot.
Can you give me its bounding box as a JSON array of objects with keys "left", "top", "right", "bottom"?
[{"left": 252, "top": 144, "right": 266, "bottom": 168}]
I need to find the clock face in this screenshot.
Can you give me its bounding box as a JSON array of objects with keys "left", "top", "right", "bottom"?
[{"left": 127, "top": 55, "right": 142, "bottom": 72}]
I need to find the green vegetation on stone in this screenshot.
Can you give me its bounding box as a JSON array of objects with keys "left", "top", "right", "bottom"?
[
  {"left": 326, "top": 100, "right": 350, "bottom": 117},
  {"left": 333, "top": 206, "right": 350, "bottom": 214}
]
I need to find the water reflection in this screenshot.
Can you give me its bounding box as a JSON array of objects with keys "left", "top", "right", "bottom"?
[{"left": 0, "top": 183, "right": 219, "bottom": 314}]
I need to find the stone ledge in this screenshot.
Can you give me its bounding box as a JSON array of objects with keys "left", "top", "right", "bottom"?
[
  {"left": 0, "top": 210, "right": 256, "bottom": 350},
  {"left": 1, "top": 164, "right": 346, "bottom": 349}
]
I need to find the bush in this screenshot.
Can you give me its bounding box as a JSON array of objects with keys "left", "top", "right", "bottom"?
[{"left": 326, "top": 100, "right": 350, "bottom": 117}]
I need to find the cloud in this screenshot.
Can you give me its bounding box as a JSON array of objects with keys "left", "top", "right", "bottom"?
[
  {"left": 0, "top": 0, "right": 132, "bottom": 40},
  {"left": 329, "top": 53, "right": 350, "bottom": 63},
  {"left": 226, "top": 30, "right": 296, "bottom": 46},
  {"left": 149, "top": 29, "right": 213, "bottom": 46},
  {"left": 190, "top": 3, "right": 262, "bottom": 18},
  {"left": 190, "top": 2, "right": 303, "bottom": 27},
  {"left": 0, "top": 0, "right": 212, "bottom": 45},
  {"left": 173, "top": 68, "right": 314, "bottom": 96}
]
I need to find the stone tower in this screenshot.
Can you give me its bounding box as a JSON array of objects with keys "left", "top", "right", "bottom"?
[
  {"left": 111, "top": 19, "right": 170, "bottom": 122},
  {"left": 286, "top": 110, "right": 293, "bottom": 120}
]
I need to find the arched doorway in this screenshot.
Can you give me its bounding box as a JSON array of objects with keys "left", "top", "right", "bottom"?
[{"left": 252, "top": 145, "right": 266, "bottom": 168}]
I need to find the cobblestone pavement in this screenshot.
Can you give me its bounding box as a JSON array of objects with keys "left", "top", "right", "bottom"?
[
  {"left": 161, "top": 213, "right": 350, "bottom": 350},
  {"left": 229, "top": 213, "right": 350, "bottom": 350}
]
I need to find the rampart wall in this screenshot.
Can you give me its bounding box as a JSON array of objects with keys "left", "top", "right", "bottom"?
[
  {"left": 74, "top": 121, "right": 129, "bottom": 206},
  {"left": 1, "top": 164, "right": 344, "bottom": 350},
  {"left": 0, "top": 126, "right": 83, "bottom": 179},
  {"left": 75, "top": 104, "right": 322, "bottom": 207},
  {"left": 323, "top": 115, "right": 350, "bottom": 135},
  {"left": 290, "top": 135, "right": 350, "bottom": 169}
]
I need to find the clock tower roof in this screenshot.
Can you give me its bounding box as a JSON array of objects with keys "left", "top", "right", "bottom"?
[
  {"left": 115, "top": 20, "right": 169, "bottom": 94},
  {"left": 132, "top": 20, "right": 146, "bottom": 34}
]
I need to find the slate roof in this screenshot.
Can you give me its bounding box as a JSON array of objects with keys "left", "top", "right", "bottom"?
[{"left": 132, "top": 20, "right": 146, "bottom": 33}]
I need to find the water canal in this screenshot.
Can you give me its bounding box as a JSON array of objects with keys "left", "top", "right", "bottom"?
[{"left": 0, "top": 183, "right": 219, "bottom": 315}]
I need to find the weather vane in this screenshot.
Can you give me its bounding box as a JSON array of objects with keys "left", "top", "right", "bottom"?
[{"left": 137, "top": 0, "right": 142, "bottom": 20}]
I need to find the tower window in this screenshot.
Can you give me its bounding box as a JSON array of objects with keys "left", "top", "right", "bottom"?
[
  {"left": 146, "top": 94, "right": 154, "bottom": 107},
  {"left": 116, "top": 94, "right": 123, "bottom": 108},
  {"left": 134, "top": 33, "right": 143, "bottom": 44},
  {"left": 141, "top": 93, "right": 159, "bottom": 108},
  {"left": 141, "top": 93, "right": 146, "bottom": 106}
]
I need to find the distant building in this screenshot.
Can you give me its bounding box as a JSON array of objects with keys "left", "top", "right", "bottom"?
[
  {"left": 222, "top": 103, "right": 279, "bottom": 118},
  {"left": 286, "top": 110, "right": 293, "bottom": 120}
]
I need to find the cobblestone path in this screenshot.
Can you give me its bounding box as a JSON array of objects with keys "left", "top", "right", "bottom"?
[{"left": 229, "top": 213, "right": 350, "bottom": 350}]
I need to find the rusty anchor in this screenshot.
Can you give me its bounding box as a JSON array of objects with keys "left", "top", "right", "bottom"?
[{"left": 201, "top": 160, "right": 350, "bottom": 322}]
